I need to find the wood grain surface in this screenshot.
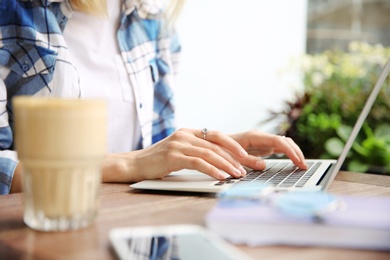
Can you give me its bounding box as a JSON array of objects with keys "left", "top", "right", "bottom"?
[{"left": 1, "top": 171, "right": 389, "bottom": 260}]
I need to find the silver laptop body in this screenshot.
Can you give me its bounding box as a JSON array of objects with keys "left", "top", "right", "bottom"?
[{"left": 131, "top": 57, "right": 390, "bottom": 193}]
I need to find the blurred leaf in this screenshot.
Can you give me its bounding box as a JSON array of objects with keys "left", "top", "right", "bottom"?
[
  {"left": 325, "top": 137, "right": 344, "bottom": 157},
  {"left": 348, "top": 160, "right": 370, "bottom": 173},
  {"left": 336, "top": 125, "right": 352, "bottom": 142},
  {"left": 374, "top": 124, "right": 390, "bottom": 139}
]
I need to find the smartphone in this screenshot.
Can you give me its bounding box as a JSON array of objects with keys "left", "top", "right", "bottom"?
[{"left": 109, "top": 224, "right": 252, "bottom": 260}]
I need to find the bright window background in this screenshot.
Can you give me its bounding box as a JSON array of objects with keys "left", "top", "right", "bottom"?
[{"left": 175, "top": 0, "right": 308, "bottom": 134}]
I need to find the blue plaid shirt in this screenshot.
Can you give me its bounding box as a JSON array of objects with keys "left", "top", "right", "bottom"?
[{"left": 0, "top": 0, "right": 181, "bottom": 194}]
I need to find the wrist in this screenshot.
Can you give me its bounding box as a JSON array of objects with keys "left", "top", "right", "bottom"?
[{"left": 101, "top": 152, "right": 143, "bottom": 183}]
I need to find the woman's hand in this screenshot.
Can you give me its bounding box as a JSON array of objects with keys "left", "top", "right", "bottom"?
[
  {"left": 229, "top": 130, "right": 308, "bottom": 170},
  {"left": 102, "top": 128, "right": 249, "bottom": 183}
]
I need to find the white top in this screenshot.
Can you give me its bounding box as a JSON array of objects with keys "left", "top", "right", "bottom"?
[{"left": 63, "top": 1, "right": 141, "bottom": 152}]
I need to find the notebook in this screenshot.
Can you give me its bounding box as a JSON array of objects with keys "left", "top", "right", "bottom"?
[{"left": 131, "top": 57, "right": 390, "bottom": 193}]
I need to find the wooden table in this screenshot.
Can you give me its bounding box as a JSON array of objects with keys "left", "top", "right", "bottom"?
[{"left": 1, "top": 171, "right": 390, "bottom": 260}]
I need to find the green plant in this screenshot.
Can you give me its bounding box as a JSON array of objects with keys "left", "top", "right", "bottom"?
[
  {"left": 265, "top": 42, "right": 390, "bottom": 174},
  {"left": 325, "top": 124, "right": 390, "bottom": 173}
]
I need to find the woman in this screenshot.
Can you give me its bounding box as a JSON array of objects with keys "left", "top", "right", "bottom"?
[{"left": 0, "top": 0, "right": 307, "bottom": 194}]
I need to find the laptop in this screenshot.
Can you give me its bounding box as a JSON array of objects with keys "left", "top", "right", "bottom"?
[{"left": 131, "top": 57, "right": 390, "bottom": 193}]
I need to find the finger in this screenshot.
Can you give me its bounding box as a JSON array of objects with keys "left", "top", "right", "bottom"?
[
  {"left": 238, "top": 155, "right": 267, "bottom": 170},
  {"left": 273, "top": 136, "right": 307, "bottom": 169},
  {"left": 169, "top": 153, "right": 238, "bottom": 180},
  {"left": 284, "top": 137, "right": 307, "bottom": 169},
  {"left": 181, "top": 142, "right": 246, "bottom": 178},
  {"left": 196, "top": 129, "right": 248, "bottom": 158}
]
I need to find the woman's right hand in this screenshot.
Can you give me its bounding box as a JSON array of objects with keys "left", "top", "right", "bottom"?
[{"left": 101, "top": 128, "right": 249, "bottom": 183}]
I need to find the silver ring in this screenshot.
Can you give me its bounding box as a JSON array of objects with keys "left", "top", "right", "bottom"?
[{"left": 201, "top": 128, "right": 210, "bottom": 140}]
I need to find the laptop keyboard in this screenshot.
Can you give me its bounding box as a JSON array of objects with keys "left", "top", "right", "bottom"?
[{"left": 214, "top": 161, "right": 321, "bottom": 188}]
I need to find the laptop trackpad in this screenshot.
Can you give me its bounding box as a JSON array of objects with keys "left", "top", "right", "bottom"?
[
  {"left": 130, "top": 169, "right": 229, "bottom": 193},
  {"left": 164, "top": 169, "right": 220, "bottom": 182}
]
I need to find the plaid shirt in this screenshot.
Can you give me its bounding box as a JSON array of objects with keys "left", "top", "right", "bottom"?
[{"left": 0, "top": 0, "right": 180, "bottom": 194}]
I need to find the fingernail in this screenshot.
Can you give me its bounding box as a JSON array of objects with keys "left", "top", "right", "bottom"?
[
  {"left": 234, "top": 168, "right": 242, "bottom": 177},
  {"left": 240, "top": 149, "right": 248, "bottom": 157},
  {"left": 303, "top": 161, "right": 308, "bottom": 169},
  {"left": 239, "top": 166, "right": 246, "bottom": 176},
  {"left": 219, "top": 171, "right": 227, "bottom": 180},
  {"left": 255, "top": 160, "right": 264, "bottom": 169}
]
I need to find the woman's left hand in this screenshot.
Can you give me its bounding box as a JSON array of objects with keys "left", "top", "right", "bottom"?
[{"left": 229, "top": 130, "right": 308, "bottom": 170}]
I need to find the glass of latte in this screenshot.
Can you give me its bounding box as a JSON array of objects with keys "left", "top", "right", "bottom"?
[{"left": 13, "top": 97, "right": 107, "bottom": 231}]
